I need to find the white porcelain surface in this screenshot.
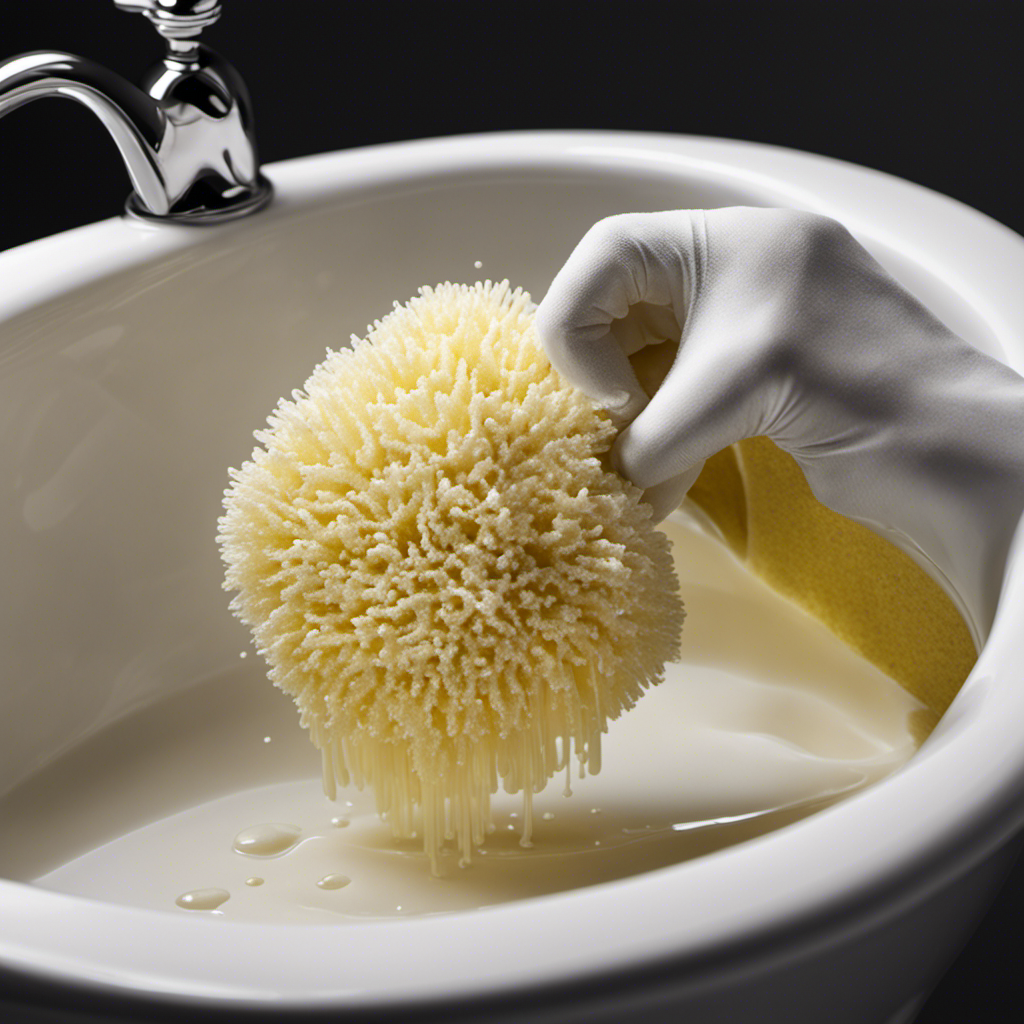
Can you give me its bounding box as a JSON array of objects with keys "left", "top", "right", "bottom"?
[{"left": 2, "top": 132, "right": 1024, "bottom": 1021}]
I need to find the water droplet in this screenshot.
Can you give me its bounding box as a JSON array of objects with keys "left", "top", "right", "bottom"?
[
  {"left": 263, "top": 736, "right": 271, "bottom": 744},
  {"left": 590, "top": 807, "right": 602, "bottom": 815},
  {"left": 330, "top": 816, "right": 350, "bottom": 828},
  {"left": 542, "top": 812, "right": 555, "bottom": 821},
  {"left": 176, "top": 888, "right": 229, "bottom": 911},
  {"left": 316, "top": 873, "right": 351, "bottom": 890},
  {"left": 233, "top": 823, "right": 301, "bottom": 857},
  {"left": 245, "top": 877, "right": 264, "bottom": 887},
  {"left": 239, "top": 651, "right": 247, "bottom": 659},
  {"left": 473, "top": 260, "right": 483, "bottom": 269}
]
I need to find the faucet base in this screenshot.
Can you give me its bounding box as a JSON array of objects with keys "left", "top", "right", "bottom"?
[{"left": 124, "top": 173, "right": 273, "bottom": 225}]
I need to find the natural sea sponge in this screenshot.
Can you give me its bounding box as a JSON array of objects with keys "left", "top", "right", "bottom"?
[{"left": 218, "top": 281, "right": 684, "bottom": 871}]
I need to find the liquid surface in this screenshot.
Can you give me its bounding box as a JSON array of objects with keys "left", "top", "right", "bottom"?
[{"left": 2, "top": 509, "right": 927, "bottom": 923}]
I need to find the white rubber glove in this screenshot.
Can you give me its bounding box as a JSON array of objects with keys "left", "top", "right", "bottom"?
[{"left": 536, "top": 208, "right": 1024, "bottom": 643}]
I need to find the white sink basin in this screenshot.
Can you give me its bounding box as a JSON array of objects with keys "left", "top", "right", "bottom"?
[{"left": 2, "top": 131, "right": 1024, "bottom": 1023}]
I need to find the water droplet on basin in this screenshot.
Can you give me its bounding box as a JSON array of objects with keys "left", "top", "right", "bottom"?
[
  {"left": 233, "top": 823, "right": 301, "bottom": 857},
  {"left": 176, "top": 888, "right": 229, "bottom": 911},
  {"left": 317, "top": 873, "right": 350, "bottom": 890}
]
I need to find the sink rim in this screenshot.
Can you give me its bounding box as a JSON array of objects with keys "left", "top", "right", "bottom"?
[{"left": 2, "top": 129, "right": 1024, "bottom": 1012}]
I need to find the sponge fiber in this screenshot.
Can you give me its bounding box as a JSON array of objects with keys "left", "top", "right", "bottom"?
[{"left": 218, "top": 282, "right": 684, "bottom": 869}]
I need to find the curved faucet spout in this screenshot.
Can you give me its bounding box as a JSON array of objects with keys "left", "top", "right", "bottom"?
[
  {"left": 0, "top": 52, "right": 172, "bottom": 216},
  {"left": 0, "top": 2, "right": 271, "bottom": 227}
]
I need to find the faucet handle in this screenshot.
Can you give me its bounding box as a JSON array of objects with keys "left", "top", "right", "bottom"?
[{"left": 113, "top": 2, "right": 222, "bottom": 43}]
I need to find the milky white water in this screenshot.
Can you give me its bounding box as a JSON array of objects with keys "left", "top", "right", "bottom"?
[{"left": 0, "top": 508, "right": 926, "bottom": 923}]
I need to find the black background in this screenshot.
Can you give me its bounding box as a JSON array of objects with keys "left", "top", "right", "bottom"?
[{"left": 2, "top": 2, "right": 1023, "bottom": 1021}]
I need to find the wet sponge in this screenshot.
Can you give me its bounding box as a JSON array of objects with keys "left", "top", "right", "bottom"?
[{"left": 218, "top": 282, "right": 683, "bottom": 870}]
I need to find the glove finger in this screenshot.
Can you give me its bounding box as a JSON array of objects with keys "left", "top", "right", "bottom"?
[
  {"left": 639, "top": 463, "right": 704, "bottom": 523},
  {"left": 613, "top": 344, "right": 767, "bottom": 490},
  {"left": 609, "top": 301, "right": 682, "bottom": 357},
  {"left": 536, "top": 213, "right": 691, "bottom": 420}
]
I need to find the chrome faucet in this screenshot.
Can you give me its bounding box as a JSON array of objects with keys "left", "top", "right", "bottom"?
[{"left": 0, "top": 0, "right": 272, "bottom": 224}]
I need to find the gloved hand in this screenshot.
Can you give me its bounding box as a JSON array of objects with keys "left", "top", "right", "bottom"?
[{"left": 536, "top": 207, "right": 1024, "bottom": 642}]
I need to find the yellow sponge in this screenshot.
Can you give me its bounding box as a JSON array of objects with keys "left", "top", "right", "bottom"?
[
  {"left": 689, "top": 440, "right": 975, "bottom": 726},
  {"left": 218, "top": 282, "right": 684, "bottom": 871},
  {"left": 631, "top": 337, "right": 976, "bottom": 730}
]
